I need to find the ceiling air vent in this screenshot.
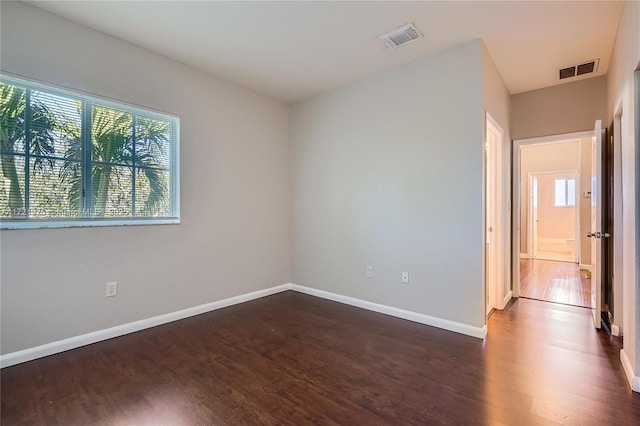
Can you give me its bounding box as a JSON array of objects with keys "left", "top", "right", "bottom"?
[
  {"left": 577, "top": 60, "right": 597, "bottom": 76},
  {"left": 559, "top": 66, "right": 576, "bottom": 80},
  {"left": 558, "top": 59, "right": 599, "bottom": 80},
  {"left": 378, "top": 23, "right": 422, "bottom": 49}
]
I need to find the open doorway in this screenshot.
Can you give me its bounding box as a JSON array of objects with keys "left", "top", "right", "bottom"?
[
  {"left": 514, "top": 133, "right": 593, "bottom": 308},
  {"left": 528, "top": 171, "right": 579, "bottom": 263}
]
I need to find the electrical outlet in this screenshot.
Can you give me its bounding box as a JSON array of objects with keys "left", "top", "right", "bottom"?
[
  {"left": 366, "top": 266, "right": 374, "bottom": 278},
  {"left": 401, "top": 272, "right": 409, "bottom": 283},
  {"left": 106, "top": 281, "right": 118, "bottom": 297}
]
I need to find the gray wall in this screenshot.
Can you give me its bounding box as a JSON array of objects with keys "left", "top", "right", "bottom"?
[
  {"left": 290, "top": 41, "right": 486, "bottom": 328},
  {"left": 0, "top": 2, "right": 291, "bottom": 354},
  {"left": 511, "top": 76, "right": 607, "bottom": 140}
]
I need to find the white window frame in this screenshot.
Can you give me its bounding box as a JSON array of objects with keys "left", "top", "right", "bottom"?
[
  {"left": 554, "top": 177, "right": 576, "bottom": 208},
  {"left": 0, "top": 75, "right": 180, "bottom": 229}
]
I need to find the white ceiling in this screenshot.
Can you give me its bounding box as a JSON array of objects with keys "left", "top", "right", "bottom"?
[{"left": 27, "top": 1, "right": 625, "bottom": 103}]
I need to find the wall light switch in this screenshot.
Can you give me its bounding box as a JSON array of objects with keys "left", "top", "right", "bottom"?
[{"left": 401, "top": 272, "right": 409, "bottom": 283}]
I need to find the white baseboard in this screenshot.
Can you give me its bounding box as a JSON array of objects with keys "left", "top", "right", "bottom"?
[
  {"left": 579, "top": 263, "right": 592, "bottom": 272},
  {"left": 620, "top": 349, "right": 640, "bottom": 392},
  {"left": 2, "top": 282, "right": 489, "bottom": 368},
  {"left": 0, "top": 284, "right": 290, "bottom": 369},
  {"left": 499, "top": 290, "right": 513, "bottom": 310},
  {"left": 290, "top": 284, "right": 487, "bottom": 339},
  {"left": 612, "top": 324, "right": 622, "bottom": 337},
  {"left": 537, "top": 237, "right": 574, "bottom": 243}
]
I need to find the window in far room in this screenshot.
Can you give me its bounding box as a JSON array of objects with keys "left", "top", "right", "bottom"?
[{"left": 554, "top": 178, "right": 575, "bottom": 207}]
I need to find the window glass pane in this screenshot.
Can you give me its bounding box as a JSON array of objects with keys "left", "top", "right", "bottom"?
[
  {"left": 29, "top": 158, "right": 82, "bottom": 218},
  {"left": 567, "top": 178, "right": 576, "bottom": 207},
  {"left": 1, "top": 82, "right": 27, "bottom": 154},
  {"left": 92, "top": 104, "right": 133, "bottom": 167},
  {"left": 1, "top": 76, "right": 179, "bottom": 228},
  {"left": 92, "top": 165, "right": 132, "bottom": 217},
  {"left": 59, "top": 156, "right": 83, "bottom": 211},
  {"left": 135, "top": 168, "right": 170, "bottom": 217},
  {"left": 0, "top": 155, "right": 25, "bottom": 216},
  {"left": 30, "top": 90, "right": 82, "bottom": 159},
  {"left": 135, "top": 115, "right": 171, "bottom": 170},
  {"left": 555, "top": 179, "right": 566, "bottom": 206}
]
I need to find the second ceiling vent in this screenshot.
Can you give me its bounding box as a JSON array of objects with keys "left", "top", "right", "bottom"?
[
  {"left": 559, "top": 59, "right": 600, "bottom": 80},
  {"left": 379, "top": 23, "right": 422, "bottom": 49}
]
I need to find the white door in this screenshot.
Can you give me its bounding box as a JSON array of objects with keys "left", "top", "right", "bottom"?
[
  {"left": 485, "top": 114, "right": 503, "bottom": 313},
  {"left": 486, "top": 132, "right": 496, "bottom": 313},
  {"left": 589, "top": 120, "right": 604, "bottom": 329}
]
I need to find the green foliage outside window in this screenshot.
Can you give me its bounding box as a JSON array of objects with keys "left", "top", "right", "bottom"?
[{"left": 0, "top": 76, "right": 179, "bottom": 226}]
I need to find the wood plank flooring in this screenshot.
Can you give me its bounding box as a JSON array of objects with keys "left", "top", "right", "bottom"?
[
  {"left": 2, "top": 291, "right": 639, "bottom": 425},
  {"left": 520, "top": 259, "right": 591, "bottom": 307}
]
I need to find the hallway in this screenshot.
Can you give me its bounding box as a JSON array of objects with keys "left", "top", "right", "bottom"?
[{"left": 520, "top": 258, "right": 591, "bottom": 307}]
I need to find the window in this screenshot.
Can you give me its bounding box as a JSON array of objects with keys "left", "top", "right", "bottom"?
[
  {"left": 554, "top": 178, "right": 575, "bottom": 207},
  {"left": 0, "top": 76, "right": 179, "bottom": 229}
]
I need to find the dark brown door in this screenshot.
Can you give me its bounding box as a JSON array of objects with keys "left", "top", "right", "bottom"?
[{"left": 602, "top": 123, "right": 614, "bottom": 326}]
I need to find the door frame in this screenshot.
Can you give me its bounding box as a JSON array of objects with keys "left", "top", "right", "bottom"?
[
  {"left": 611, "top": 103, "right": 623, "bottom": 335},
  {"left": 529, "top": 174, "right": 539, "bottom": 259},
  {"left": 512, "top": 130, "right": 593, "bottom": 298},
  {"left": 527, "top": 170, "right": 580, "bottom": 263}
]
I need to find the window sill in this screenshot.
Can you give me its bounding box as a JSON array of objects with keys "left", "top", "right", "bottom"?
[{"left": 0, "top": 218, "right": 180, "bottom": 230}]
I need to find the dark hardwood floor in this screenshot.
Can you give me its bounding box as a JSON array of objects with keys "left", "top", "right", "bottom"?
[
  {"left": 520, "top": 259, "right": 591, "bottom": 307},
  {"left": 2, "top": 291, "right": 639, "bottom": 425}
]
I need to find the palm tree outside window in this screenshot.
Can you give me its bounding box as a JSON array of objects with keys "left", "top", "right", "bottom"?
[{"left": 0, "top": 75, "right": 179, "bottom": 228}]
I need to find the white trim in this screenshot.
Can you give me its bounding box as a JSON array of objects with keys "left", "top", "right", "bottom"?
[
  {"left": 513, "top": 139, "right": 522, "bottom": 298},
  {"left": 611, "top": 324, "right": 622, "bottom": 337},
  {"left": 527, "top": 173, "right": 536, "bottom": 259},
  {"left": 579, "top": 263, "right": 592, "bottom": 272},
  {"left": 519, "top": 253, "right": 530, "bottom": 259},
  {"left": 517, "top": 131, "right": 594, "bottom": 146},
  {"left": 620, "top": 349, "right": 640, "bottom": 392},
  {"left": 1, "top": 218, "right": 180, "bottom": 230},
  {"left": 500, "top": 290, "right": 513, "bottom": 309},
  {"left": 0, "top": 284, "right": 291, "bottom": 368},
  {"left": 1, "top": 283, "right": 490, "bottom": 368},
  {"left": 290, "top": 284, "right": 487, "bottom": 339}
]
